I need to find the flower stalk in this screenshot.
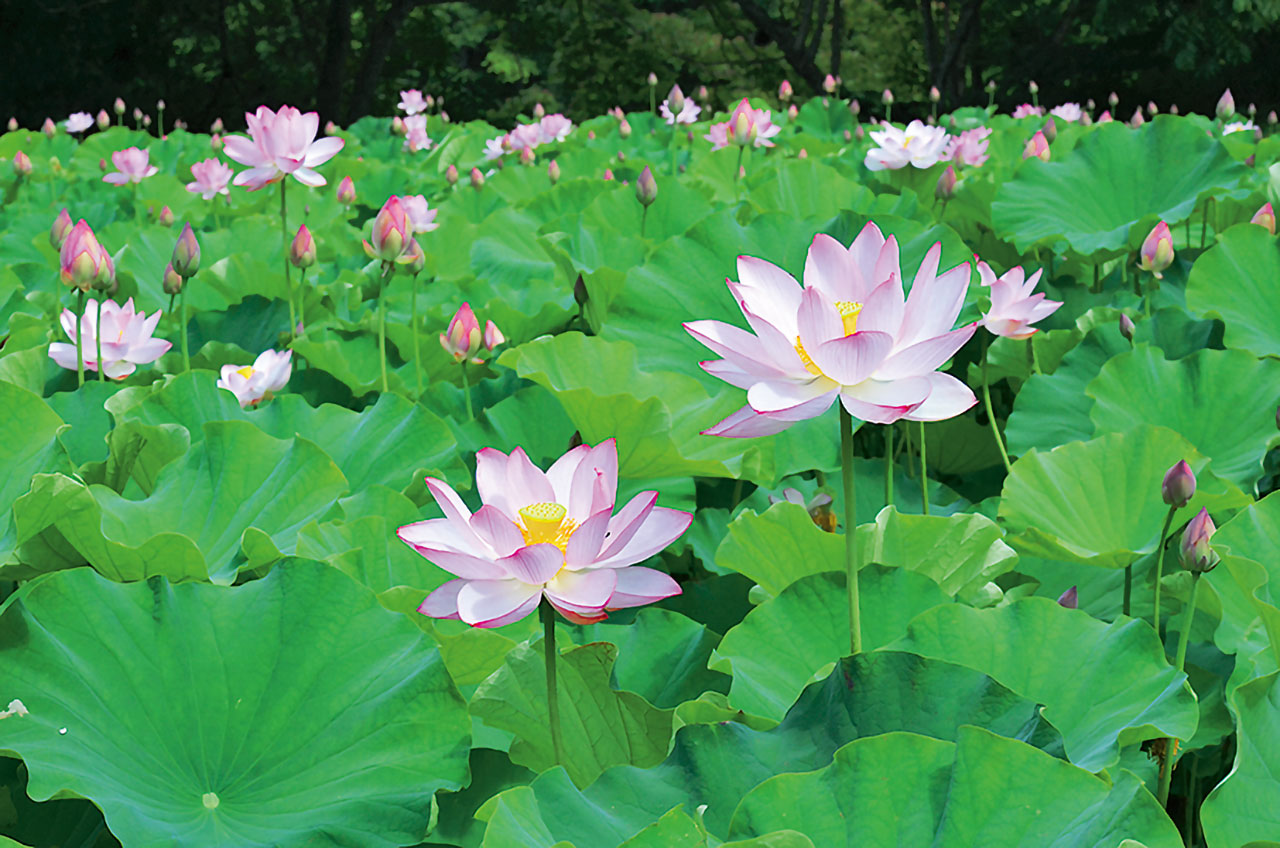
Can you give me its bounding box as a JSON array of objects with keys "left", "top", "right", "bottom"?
[
  {"left": 75, "top": 290, "right": 85, "bottom": 386},
  {"left": 1157, "top": 572, "right": 1201, "bottom": 806},
  {"left": 95, "top": 298, "right": 104, "bottom": 381},
  {"left": 542, "top": 601, "right": 564, "bottom": 767},
  {"left": 981, "top": 335, "right": 1012, "bottom": 473},
  {"left": 919, "top": 421, "right": 930, "bottom": 515},
  {"left": 280, "top": 180, "right": 296, "bottom": 340},
  {"left": 840, "top": 405, "right": 862, "bottom": 655}
]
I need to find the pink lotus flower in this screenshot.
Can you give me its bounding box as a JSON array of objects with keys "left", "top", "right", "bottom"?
[
  {"left": 1252, "top": 202, "right": 1276, "bottom": 234},
  {"left": 509, "top": 123, "right": 543, "bottom": 151},
  {"left": 59, "top": 220, "right": 114, "bottom": 291},
  {"left": 537, "top": 114, "right": 574, "bottom": 143},
  {"left": 401, "top": 439, "right": 690, "bottom": 627},
  {"left": 705, "top": 98, "right": 781, "bottom": 151},
  {"left": 1012, "top": 103, "right": 1043, "bottom": 118},
  {"left": 483, "top": 136, "right": 507, "bottom": 160},
  {"left": 944, "top": 127, "right": 992, "bottom": 167},
  {"left": 402, "top": 195, "right": 439, "bottom": 233},
  {"left": 1097, "top": 110, "right": 1114, "bottom": 124},
  {"left": 223, "top": 105, "right": 345, "bottom": 190},
  {"left": 403, "top": 114, "right": 431, "bottom": 152},
  {"left": 1023, "top": 131, "right": 1050, "bottom": 161},
  {"left": 1138, "top": 221, "right": 1175, "bottom": 278},
  {"left": 49, "top": 298, "right": 170, "bottom": 379},
  {"left": 186, "top": 158, "right": 233, "bottom": 199},
  {"left": 440, "top": 302, "right": 482, "bottom": 363},
  {"left": 217, "top": 349, "right": 292, "bottom": 407},
  {"left": 398, "top": 89, "right": 428, "bottom": 115},
  {"left": 685, "top": 223, "right": 978, "bottom": 433},
  {"left": 64, "top": 112, "right": 94, "bottom": 134},
  {"left": 1049, "top": 102, "right": 1082, "bottom": 123},
  {"left": 976, "top": 260, "right": 1062, "bottom": 339},
  {"left": 102, "top": 147, "right": 158, "bottom": 184},
  {"left": 1222, "top": 120, "right": 1257, "bottom": 136},
  {"left": 484, "top": 320, "right": 504, "bottom": 351},
  {"left": 661, "top": 98, "right": 702, "bottom": 125},
  {"left": 864, "top": 120, "right": 949, "bottom": 171}
]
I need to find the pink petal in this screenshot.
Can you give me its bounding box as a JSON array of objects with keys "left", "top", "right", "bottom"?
[
  {"left": 747, "top": 377, "right": 839, "bottom": 413},
  {"left": 470, "top": 504, "right": 525, "bottom": 557},
  {"left": 498, "top": 544, "right": 565, "bottom": 585},
  {"left": 874, "top": 323, "right": 977, "bottom": 380},
  {"left": 102, "top": 173, "right": 129, "bottom": 185},
  {"left": 855, "top": 277, "right": 905, "bottom": 337},
  {"left": 396, "top": 520, "right": 506, "bottom": 579},
  {"left": 545, "top": 444, "right": 591, "bottom": 506},
  {"left": 607, "top": 566, "right": 682, "bottom": 608},
  {"left": 740, "top": 305, "right": 809, "bottom": 374},
  {"left": 221, "top": 135, "right": 265, "bottom": 166},
  {"left": 568, "top": 439, "right": 617, "bottom": 521},
  {"left": 456, "top": 580, "right": 542, "bottom": 628},
  {"left": 734, "top": 256, "right": 803, "bottom": 322},
  {"left": 684, "top": 319, "right": 778, "bottom": 376},
  {"left": 565, "top": 508, "right": 612, "bottom": 566},
  {"left": 809, "top": 331, "right": 894, "bottom": 385},
  {"left": 304, "top": 136, "right": 345, "bottom": 167},
  {"left": 804, "top": 234, "right": 866, "bottom": 303},
  {"left": 425, "top": 477, "right": 484, "bottom": 546},
  {"left": 545, "top": 568, "right": 617, "bottom": 612},
  {"left": 873, "top": 236, "right": 901, "bottom": 288},
  {"left": 898, "top": 263, "right": 971, "bottom": 349},
  {"left": 796, "top": 286, "right": 843, "bottom": 351},
  {"left": 594, "top": 506, "right": 693, "bottom": 568},
  {"left": 598, "top": 491, "right": 657, "bottom": 561},
  {"left": 505, "top": 447, "right": 556, "bottom": 512},
  {"left": 48, "top": 343, "right": 79, "bottom": 371},
  {"left": 699, "top": 359, "right": 760, "bottom": 389},
  {"left": 702, "top": 405, "right": 805, "bottom": 438},
  {"left": 839, "top": 377, "right": 932, "bottom": 424},
  {"left": 903, "top": 372, "right": 978, "bottom": 422},
  {"left": 475, "top": 448, "right": 514, "bottom": 517},
  {"left": 418, "top": 579, "right": 465, "bottom": 619}
]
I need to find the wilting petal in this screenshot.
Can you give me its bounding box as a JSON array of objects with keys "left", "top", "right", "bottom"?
[
  {"left": 607, "top": 566, "right": 682, "bottom": 608},
  {"left": 457, "top": 580, "right": 542, "bottom": 628}
]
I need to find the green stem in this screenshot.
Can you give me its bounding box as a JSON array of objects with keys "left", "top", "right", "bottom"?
[
  {"left": 884, "top": 424, "right": 894, "bottom": 507},
  {"left": 641, "top": 205, "right": 648, "bottom": 238},
  {"left": 731, "top": 478, "right": 744, "bottom": 507},
  {"left": 981, "top": 335, "right": 1012, "bottom": 473},
  {"left": 95, "top": 297, "right": 104, "bottom": 381},
  {"left": 179, "top": 284, "right": 190, "bottom": 372},
  {"left": 1153, "top": 506, "right": 1177, "bottom": 636},
  {"left": 1158, "top": 572, "right": 1201, "bottom": 807},
  {"left": 411, "top": 273, "right": 422, "bottom": 398},
  {"left": 1092, "top": 263, "right": 1100, "bottom": 294},
  {"left": 1123, "top": 564, "right": 1132, "bottom": 617},
  {"left": 377, "top": 297, "right": 388, "bottom": 394},
  {"left": 460, "top": 360, "right": 474, "bottom": 420},
  {"left": 541, "top": 602, "right": 564, "bottom": 767},
  {"left": 297, "top": 267, "right": 307, "bottom": 335},
  {"left": 840, "top": 405, "right": 862, "bottom": 655},
  {"left": 919, "top": 421, "right": 930, "bottom": 515},
  {"left": 886, "top": 103, "right": 892, "bottom": 124},
  {"left": 280, "top": 180, "right": 296, "bottom": 340},
  {"left": 75, "top": 290, "right": 85, "bottom": 387},
  {"left": 734, "top": 146, "right": 744, "bottom": 188}
]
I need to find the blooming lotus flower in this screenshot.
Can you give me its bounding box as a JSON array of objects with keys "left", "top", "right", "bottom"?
[
  {"left": 186, "top": 158, "right": 233, "bottom": 199},
  {"left": 1180, "top": 508, "right": 1219, "bottom": 573},
  {"left": 508, "top": 123, "right": 543, "bottom": 151},
  {"left": 64, "top": 112, "right": 94, "bottom": 133},
  {"left": 403, "top": 114, "right": 431, "bottom": 152},
  {"left": 976, "top": 260, "right": 1062, "bottom": 339},
  {"left": 217, "top": 349, "right": 292, "bottom": 407},
  {"left": 49, "top": 298, "right": 170, "bottom": 378},
  {"left": 1049, "top": 102, "right": 1082, "bottom": 123},
  {"left": 685, "top": 223, "right": 979, "bottom": 433},
  {"left": 401, "top": 439, "right": 690, "bottom": 627},
  {"left": 1012, "top": 103, "right": 1043, "bottom": 118},
  {"left": 661, "top": 97, "right": 702, "bottom": 125},
  {"left": 102, "top": 147, "right": 158, "bottom": 184},
  {"left": 398, "top": 89, "right": 428, "bottom": 115},
  {"left": 864, "top": 120, "right": 950, "bottom": 171},
  {"left": 944, "top": 127, "right": 991, "bottom": 167},
  {"left": 1138, "top": 221, "right": 1174, "bottom": 278},
  {"left": 363, "top": 195, "right": 410, "bottom": 261},
  {"left": 1222, "top": 120, "right": 1257, "bottom": 136},
  {"left": 1023, "top": 131, "right": 1050, "bottom": 161},
  {"left": 1252, "top": 202, "right": 1276, "bottom": 235},
  {"left": 402, "top": 195, "right": 439, "bottom": 233},
  {"left": 538, "top": 114, "right": 573, "bottom": 143},
  {"left": 223, "top": 105, "right": 345, "bottom": 190},
  {"left": 60, "top": 220, "right": 114, "bottom": 291},
  {"left": 705, "top": 98, "right": 781, "bottom": 151},
  {"left": 441, "top": 303, "right": 482, "bottom": 362},
  {"left": 483, "top": 136, "right": 507, "bottom": 160}
]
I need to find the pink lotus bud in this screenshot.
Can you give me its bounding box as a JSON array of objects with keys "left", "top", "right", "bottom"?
[
  {"left": 667, "top": 84, "right": 685, "bottom": 114},
  {"left": 854, "top": 125, "right": 865, "bottom": 140},
  {"left": 156, "top": 205, "right": 174, "bottom": 227},
  {"left": 698, "top": 85, "right": 709, "bottom": 101},
  {"left": 391, "top": 116, "right": 406, "bottom": 136},
  {"left": 50, "top": 209, "right": 73, "bottom": 249},
  {"left": 440, "top": 111, "right": 450, "bottom": 123},
  {"left": 1129, "top": 107, "right": 1144, "bottom": 127},
  {"left": 1028, "top": 80, "right": 1039, "bottom": 94},
  {"left": 1138, "top": 221, "right": 1174, "bottom": 278},
  {"left": 1119, "top": 313, "right": 1135, "bottom": 343},
  {"left": 1023, "top": 131, "right": 1050, "bottom": 161},
  {"left": 1246, "top": 102, "right": 1257, "bottom": 118},
  {"left": 156, "top": 99, "right": 165, "bottom": 112},
  {"left": 211, "top": 117, "right": 225, "bottom": 133},
  {"left": 1147, "top": 100, "right": 1158, "bottom": 116},
  {"left": 935, "top": 164, "right": 958, "bottom": 200},
  {"left": 573, "top": 273, "right": 588, "bottom": 306},
  {"left": 336, "top": 175, "right": 356, "bottom": 206},
  {"left": 210, "top": 133, "right": 223, "bottom": 151},
  {"left": 1057, "top": 586, "right": 1078, "bottom": 609},
  {"left": 636, "top": 165, "right": 657, "bottom": 207},
  {"left": 778, "top": 79, "right": 793, "bottom": 102},
  {"left": 96, "top": 110, "right": 110, "bottom": 130},
  {"left": 469, "top": 167, "right": 484, "bottom": 190},
  {"left": 171, "top": 223, "right": 201, "bottom": 278},
  {"left": 1162, "top": 460, "right": 1196, "bottom": 508},
  {"left": 162, "top": 262, "right": 184, "bottom": 294},
  {"left": 850, "top": 99, "right": 861, "bottom": 116},
  {"left": 619, "top": 119, "right": 632, "bottom": 138},
  {"left": 1251, "top": 202, "right": 1276, "bottom": 235},
  {"left": 363, "top": 195, "right": 409, "bottom": 261},
  {"left": 1169, "top": 104, "right": 1179, "bottom": 116},
  {"left": 533, "top": 102, "right": 546, "bottom": 119},
  {"left": 142, "top": 115, "right": 151, "bottom": 128},
  {"left": 519, "top": 146, "right": 535, "bottom": 166},
  {"left": 797, "top": 148, "right": 808, "bottom": 159},
  {"left": 397, "top": 237, "right": 425, "bottom": 275},
  {"left": 60, "top": 220, "right": 114, "bottom": 291},
  {"left": 440, "top": 303, "right": 482, "bottom": 362},
  {"left": 446, "top": 164, "right": 458, "bottom": 185},
  {"left": 823, "top": 74, "right": 837, "bottom": 94},
  {"left": 732, "top": 110, "right": 754, "bottom": 147},
  {"left": 588, "top": 130, "right": 596, "bottom": 140},
  {"left": 548, "top": 159, "right": 561, "bottom": 184},
  {"left": 6, "top": 117, "right": 16, "bottom": 131},
  {"left": 42, "top": 118, "right": 56, "bottom": 138},
  {"left": 1180, "top": 509, "right": 1219, "bottom": 573},
  {"left": 603, "top": 168, "right": 615, "bottom": 181},
  {"left": 1098, "top": 110, "right": 1113, "bottom": 123},
  {"left": 1087, "top": 98, "right": 1096, "bottom": 111},
  {"left": 929, "top": 85, "right": 941, "bottom": 103},
  {"left": 986, "top": 80, "right": 997, "bottom": 93},
  {"left": 882, "top": 89, "right": 894, "bottom": 105},
  {"left": 132, "top": 107, "right": 143, "bottom": 122},
  {"left": 483, "top": 320, "right": 504, "bottom": 351},
  {"left": 290, "top": 224, "right": 317, "bottom": 269},
  {"left": 843, "top": 129, "right": 853, "bottom": 142},
  {"left": 787, "top": 104, "right": 799, "bottom": 120},
  {"left": 1042, "top": 116, "right": 1058, "bottom": 143},
  {"left": 1217, "top": 88, "right": 1235, "bottom": 119},
  {"left": 647, "top": 72, "right": 658, "bottom": 87},
  {"left": 1269, "top": 110, "right": 1278, "bottom": 126},
  {"left": 325, "top": 120, "right": 338, "bottom": 135},
  {"left": 12, "top": 150, "right": 32, "bottom": 176},
  {"left": 113, "top": 97, "right": 126, "bottom": 116},
  {"left": 1108, "top": 91, "right": 1119, "bottom": 108},
  {"left": 616, "top": 151, "right": 626, "bottom": 162}
]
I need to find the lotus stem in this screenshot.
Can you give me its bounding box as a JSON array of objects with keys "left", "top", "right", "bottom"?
[
  {"left": 1158, "top": 572, "right": 1201, "bottom": 807},
  {"left": 981, "top": 335, "right": 1012, "bottom": 474},
  {"left": 75, "top": 290, "right": 85, "bottom": 387},
  {"left": 1123, "top": 564, "right": 1132, "bottom": 617},
  {"left": 460, "top": 360, "right": 474, "bottom": 420},
  {"left": 280, "top": 180, "right": 296, "bottom": 340},
  {"left": 179, "top": 286, "right": 190, "bottom": 372},
  {"left": 1153, "top": 507, "right": 1177, "bottom": 634},
  {"left": 410, "top": 272, "right": 422, "bottom": 398},
  {"left": 734, "top": 146, "right": 745, "bottom": 187},
  {"left": 884, "top": 424, "right": 894, "bottom": 507},
  {"left": 641, "top": 205, "right": 648, "bottom": 238},
  {"left": 95, "top": 297, "right": 104, "bottom": 381},
  {"left": 541, "top": 601, "right": 564, "bottom": 766},
  {"left": 919, "top": 421, "right": 930, "bottom": 515},
  {"left": 374, "top": 262, "right": 393, "bottom": 394},
  {"left": 840, "top": 405, "right": 862, "bottom": 655}
]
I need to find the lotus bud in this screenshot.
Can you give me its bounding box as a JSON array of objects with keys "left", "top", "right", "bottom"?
[
  {"left": 156, "top": 205, "right": 174, "bottom": 227},
  {"left": 732, "top": 110, "right": 754, "bottom": 147},
  {"left": 986, "top": 80, "right": 997, "bottom": 93},
  {"left": 1107, "top": 92, "right": 1119, "bottom": 109},
  {"left": 470, "top": 167, "right": 484, "bottom": 190},
  {"left": 1248, "top": 102, "right": 1258, "bottom": 118},
  {"left": 162, "top": 262, "right": 184, "bottom": 294},
  {"left": 1162, "top": 460, "right": 1196, "bottom": 508},
  {"left": 935, "top": 164, "right": 958, "bottom": 200},
  {"left": 60, "top": 220, "right": 112, "bottom": 291},
  {"left": 926, "top": 115, "right": 936, "bottom": 126},
  {"left": 42, "top": 118, "right": 56, "bottom": 138},
  {"left": 1216, "top": 88, "right": 1234, "bottom": 119},
  {"left": 854, "top": 125, "right": 865, "bottom": 141},
  {"left": 1180, "top": 508, "right": 1219, "bottom": 573},
  {"left": 6, "top": 117, "right": 16, "bottom": 131},
  {"left": 778, "top": 79, "right": 793, "bottom": 102},
  {"left": 171, "top": 223, "right": 201, "bottom": 278},
  {"left": 603, "top": 168, "right": 614, "bottom": 181},
  {"left": 440, "top": 302, "right": 482, "bottom": 362},
  {"left": 445, "top": 164, "right": 458, "bottom": 185},
  {"left": 325, "top": 120, "right": 338, "bottom": 135},
  {"left": 332, "top": 175, "right": 354, "bottom": 207},
  {"left": 114, "top": 97, "right": 126, "bottom": 116},
  {"left": 96, "top": 110, "right": 110, "bottom": 130},
  {"left": 573, "top": 273, "right": 588, "bottom": 307},
  {"left": 364, "top": 195, "right": 409, "bottom": 260},
  {"left": 698, "top": 85, "right": 709, "bottom": 101},
  {"left": 843, "top": 129, "right": 853, "bottom": 142},
  {"left": 1057, "top": 586, "right": 1078, "bottom": 609},
  {"left": 647, "top": 72, "right": 658, "bottom": 87},
  {"left": 1098, "top": 110, "right": 1113, "bottom": 123},
  {"left": 1028, "top": 80, "right": 1039, "bottom": 95},
  {"left": 397, "top": 236, "right": 425, "bottom": 275},
  {"left": 667, "top": 84, "right": 685, "bottom": 114},
  {"left": 619, "top": 119, "right": 632, "bottom": 138},
  {"left": 519, "top": 146, "right": 535, "bottom": 166},
  {"left": 12, "top": 150, "right": 31, "bottom": 176},
  {"left": 1251, "top": 202, "right": 1276, "bottom": 235},
  {"left": 1023, "top": 130, "right": 1050, "bottom": 161},
  {"left": 532, "top": 102, "right": 546, "bottom": 120},
  {"left": 548, "top": 159, "right": 561, "bottom": 184},
  {"left": 1147, "top": 100, "right": 1158, "bottom": 116},
  {"left": 1169, "top": 104, "right": 1179, "bottom": 115},
  {"left": 882, "top": 88, "right": 894, "bottom": 106},
  {"left": 1086, "top": 98, "right": 1096, "bottom": 112},
  {"left": 290, "top": 224, "right": 317, "bottom": 269},
  {"left": 132, "top": 107, "right": 143, "bottom": 123},
  {"left": 142, "top": 114, "right": 151, "bottom": 128},
  {"left": 211, "top": 117, "right": 225, "bottom": 134},
  {"left": 1041, "top": 116, "right": 1058, "bottom": 142},
  {"left": 1119, "top": 313, "right": 1135, "bottom": 343},
  {"left": 98, "top": 157, "right": 106, "bottom": 171},
  {"left": 391, "top": 116, "right": 406, "bottom": 136},
  {"left": 787, "top": 104, "right": 799, "bottom": 120},
  {"left": 1138, "top": 221, "right": 1174, "bottom": 278},
  {"left": 823, "top": 74, "right": 837, "bottom": 94},
  {"left": 929, "top": 86, "right": 941, "bottom": 103},
  {"left": 483, "top": 320, "right": 504, "bottom": 351},
  {"left": 1269, "top": 111, "right": 1278, "bottom": 127},
  {"left": 440, "top": 111, "right": 450, "bottom": 123},
  {"left": 635, "top": 165, "right": 657, "bottom": 207},
  {"left": 50, "top": 208, "right": 73, "bottom": 249},
  {"left": 1130, "top": 107, "right": 1144, "bottom": 127}
]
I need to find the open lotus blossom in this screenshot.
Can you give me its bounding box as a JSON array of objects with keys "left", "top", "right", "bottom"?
[
  {"left": 102, "top": 147, "right": 158, "bottom": 184},
  {"left": 661, "top": 97, "right": 702, "bottom": 125},
  {"left": 1049, "top": 102, "right": 1083, "bottom": 122},
  {"left": 186, "top": 158, "right": 233, "bottom": 199},
  {"left": 49, "top": 298, "right": 170, "bottom": 379},
  {"left": 686, "top": 223, "right": 979, "bottom": 433},
  {"left": 705, "top": 98, "right": 781, "bottom": 151},
  {"left": 976, "top": 260, "right": 1062, "bottom": 338},
  {"left": 217, "top": 349, "right": 292, "bottom": 407},
  {"left": 398, "top": 89, "right": 428, "bottom": 115},
  {"left": 537, "top": 114, "right": 574, "bottom": 143},
  {"left": 223, "top": 105, "right": 344, "bottom": 190},
  {"left": 64, "top": 112, "right": 94, "bottom": 133},
  {"left": 864, "top": 120, "right": 950, "bottom": 171},
  {"left": 944, "top": 127, "right": 991, "bottom": 167},
  {"left": 401, "top": 439, "right": 690, "bottom": 627},
  {"left": 402, "top": 195, "right": 439, "bottom": 233},
  {"left": 403, "top": 114, "right": 431, "bottom": 152},
  {"left": 1222, "top": 120, "right": 1257, "bottom": 136},
  {"left": 1012, "top": 103, "right": 1043, "bottom": 118},
  {"left": 483, "top": 135, "right": 507, "bottom": 160}
]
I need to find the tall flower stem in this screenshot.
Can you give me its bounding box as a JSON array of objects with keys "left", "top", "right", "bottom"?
[
  {"left": 640, "top": 206, "right": 649, "bottom": 238},
  {"left": 74, "top": 290, "right": 85, "bottom": 387},
  {"left": 840, "top": 405, "right": 862, "bottom": 655},
  {"left": 1152, "top": 506, "right": 1178, "bottom": 635},
  {"left": 410, "top": 272, "right": 422, "bottom": 398},
  {"left": 1157, "top": 572, "right": 1201, "bottom": 807},
  {"left": 280, "top": 180, "right": 296, "bottom": 340},
  {"left": 1123, "top": 564, "right": 1132, "bottom": 617},
  {"left": 734, "top": 146, "right": 745, "bottom": 187},
  {"left": 919, "top": 421, "right": 930, "bottom": 515},
  {"left": 179, "top": 284, "right": 190, "bottom": 372},
  {"left": 95, "top": 297, "right": 104, "bottom": 381},
  {"left": 981, "top": 335, "right": 1012, "bottom": 473},
  {"left": 375, "top": 262, "right": 393, "bottom": 393},
  {"left": 884, "top": 425, "right": 894, "bottom": 507},
  {"left": 541, "top": 601, "right": 564, "bottom": 766},
  {"left": 460, "top": 361, "right": 474, "bottom": 420}
]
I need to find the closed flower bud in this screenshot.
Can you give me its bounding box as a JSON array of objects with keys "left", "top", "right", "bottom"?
[
  {"left": 391, "top": 116, "right": 406, "bottom": 136},
  {"left": 533, "top": 102, "right": 546, "bottom": 119},
  {"left": 854, "top": 125, "right": 864, "bottom": 140},
  {"left": 211, "top": 117, "right": 225, "bottom": 134},
  {"left": 162, "top": 262, "right": 184, "bottom": 294},
  {"left": 573, "top": 273, "right": 588, "bottom": 307},
  {"left": 1249, "top": 103, "right": 1257, "bottom": 117},
  {"left": 844, "top": 129, "right": 853, "bottom": 142},
  {"left": 1023, "top": 130, "right": 1050, "bottom": 161},
  {"left": 929, "top": 85, "right": 941, "bottom": 103},
  {"left": 667, "top": 84, "right": 685, "bottom": 114},
  {"left": 96, "top": 110, "right": 110, "bottom": 130},
  {"left": 50, "top": 209, "right": 73, "bottom": 248},
  {"left": 1130, "top": 107, "right": 1144, "bottom": 127},
  {"left": 156, "top": 205, "right": 174, "bottom": 227},
  {"left": 132, "top": 107, "right": 143, "bottom": 122},
  {"left": 1042, "top": 116, "right": 1058, "bottom": 143},
  {"left": 467, "top": 167, "right": 484, "bottom": 190},
  {"left": 1108, "top": 92, "right": 1119, "bottom": 108},
  {"left": 1057, "top": 586, "right": 1078, "bottom": 609},
  {"left": 850, "top": 99, "right": 861, "bottom": 116},
  {"left": 823, "top": 74, "right": 837, "bottom": 94},
  {"left": 1119, "top": 313, "right": 1135, "bottom": 343},
  {"left": 1180, "top": 508, "right": 1219, "bottom": 573},
  {"left": 113, "top": 97, "right": 126, "bottom": 116},
  {"left": 171, "top": 223, "right": 201, "bottom": 278},
  {"left": 935, "top": 164, "right": 958, "bottom": 200},
  {"left": 396, "top": 236, "right": 425, "bottom": 275},
  {"left": 797, "top": 148, "right": 808, "bottom": 159},
  {"left": 603, "top": 168, "right": 614, "bottom": 181},
  {"left": 882, "top": 88, "right": 894, "bottom": 106},
  {"left": 1169, "top": 104, "right": 1179, "bottom": 116},
  {"left": 290, "top": 224, "right": 317, "bottom": 268},
  {"left": 210, "top": 134, "right": 223, "bottom": 151},
  {"left": 778, "top": 79, "right": 793, "bottom": 102},
  {"left": 1087, "top": 98, "right": 1096, "bottom": 112},
  {"left": 1138, "top": 221, "right": 1174, "bottom": 278},
  {"left": 636, "top": 165, "right": 658, "bottom": 206},
  {"left": 6, "top": 117, "right": 16, "bottom": 131},
  {"left": 363, "top": 195, "right": 409, "bottom": 261},
  {"left": 647, "top": 72, "right": 658, "bottom": 87},
  {"left": 483, "top": 320, "right": 504, "bottom": 351},
  {"left": 1216, "top": 88, "right": 1234, "bottom": 119},
  {"left": 788, "top": 104, "right": 799, "bottom": 120},
  {"left": 446, "top": 164, "right": 458, "bottom": 185},
  {"left": 142, "top": 115, "right": 151, "bottom": 128},
  {"left": 1269, "top": 111, "right": 1278, "bottom": 126},
  {"left": 42, "top": 118, "right": 56, "bottom": 138},
  {"left": 698, "top": 85, "right": 709, "bottom": 101},
  {"left": 1251, "top": 202, "right": 1276, "bottom": 235},
  {"left": 12, "top": 150, "right": 32, "bottom": 176},
  {"left": 548, "top": 159, "right": 561, "bottom": 184},
  {"left": 619, "top": 119, "right": 632, "bottom": 139},
  {"left": 440, "top": 302, "right": 482, "bottom": 362},
  {"left": 1028, "top": 80, "right": 1039, "bottom": 94},
  {"left": 1162, "top": 460, "right": 1196, "bottom": 508},
  {"left": 986, "top": 80, "right": 997, "bottom": 93},
  {"left": 1147, "top": 101, "right": 1159, "bottom": 116},
  {"left": 60, "top": 220, "right": 113, "bottom": 291}
]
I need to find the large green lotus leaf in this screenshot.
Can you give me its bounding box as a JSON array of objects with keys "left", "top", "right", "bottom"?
[
  {"left": 0, "top": 562, "right": 470, "bottom": 847},
  {"left": 720, "top": 833, "right": 815, "bottom": 848},
  {"left": 12, "top": 421, "right": 348, "bottom": 583},
  {"left": 0, "top": 755, "right": 117, "bottom": 848},
  {"left": 44, "top": 381, "right": 125, "bottom": 466},
  {"left": 429, "top": 747, "right": 537, "bottom": 848},
  {"left": 0, "top": 382, "right": 67, "bottom": 561},
  {"left": 1201, "top": 671, "right": 1280, "bottom": 848},
  {"left": 711, "top": 569, "right": 953, "bottom": 721},
  {"left": 1087, "top": 345, "right": 1280, "bottom": 489},
  {"left": 470, "top": 641, "right": 674, "bottom": 788},
  {"left": 1202, "top": 492, "right": 1280, "bottom": 661},
  {"left": 999, "top": 427, "right": 1248, "bottom": 569},
  {"left": 744, "top": 158, "right": 872, "bottom": 221},
  {"left": 991, "top": 118, "right": 1248, "bottom": 257},
  {"left": 1186, "top": 224, "right": 1280, "bottom": 356},
  {"left": 576, "top": 177, "right": 715, "bottom": 245},
  {"left": 730, "top": 727, "right": 1181, "bottom": 847},
  {"left": 891, "top": 597, "right": 1198, "bottom": 771}
]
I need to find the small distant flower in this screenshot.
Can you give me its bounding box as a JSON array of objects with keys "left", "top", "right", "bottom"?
[
  {"left": 363, "top": 195, "right": 410, "bottom": 262},
  {"left": 1180, "top": 508, "right": 1219, "bottom": 573},
  {"left": 661, "top": 97, "right": 702, "bottom": 125},
  {"left": 403, "top": 114, "right": 431, "bottom": 152},
  {"left": 12, "top": 150, "right": 32, "bottom": 176},
  {"left": 1022, "top": 131, "right": 1050, "bottom": 162},
  {"left": 705, "top": 98, "right": 781, "bottom": 151},
  {"left": 186, "top": 158, "right": 233, "bottom": 199},
  {"left": 336, "top": 175, "right": 356, "bottom": 205},
  {"left": 509, "top": 123, "right": 542, "bottom": 151},
  {"left": 65, "top": 112, "right": 94, "bottom": 133},
  {"left": 223, "top": 105, "right": 345, "bottom": 190},
  {"left": 290, "top": 225, "right": 317, "bottom": 269},
  {"left": 1012, "top": 103, "right": 1043, "bottom": 119},
  {"left": 1097, "top": 110, "right": 1114, "bottom": 124},
  {"left": 823, "top": 74, "right": 838, "bottom": 94},
  {"left": 102, "top": 147, "right": 158, "bottom": 184},
  {"left": 537, "top": 114, "right": 573, "bottom": 143},
  {"left": 49, "top": 298, "right": 170, "bottom": 379},
  {"left": 1222, "top": 120, "right": 1257, "bottom": 136},
  {"left": 398, "top": 89, "right": 428, "bottom": 115},
  {"left": 1216, "top": 88, "right": 1235, "bottom": 119},
  {"left": 96, "top": 110, "right": 110, "bottom": 130},
  {"left": 50, "top": 209, "right": 73, "bottom": 249},
  {"left": 484, "top": 320, "right": 504, "bottom": 351},
  {"left": 217, "top": 349, "right": 293, "bottom": 407},
  {"left": 768, "top": 487, "right": 836, "bottom": 532},
  {"left": 864, "top": 120, "right": 949, "bottom": 171},
  {"left": 402, "top": 195, "right": 439, "bottom": 233},
  {"left": 977, "top": 260, "right": 1062, "bottom": 339},
  {"left": 944, "top": 127, "right": 991, "bottom": 167},
  {"left": 778, "top": 80, "right": 793, "bottom": 101},
  {"left": 1251, "top": 202, "right": 1276, "bottom": 235},
  {"left": 1057, "top": 586, "right": 1078, "bottom": 609},
  {"left": 1049, "top": 102, "right": 1082, "bottom": 123}
]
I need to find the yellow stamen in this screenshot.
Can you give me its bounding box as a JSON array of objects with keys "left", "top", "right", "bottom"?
[
  {"left": 518, "top": 502, "right": 577, "bottom": 552},
  {"left": 236, "top": 365, "right": 254, "bottom": 379}
]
